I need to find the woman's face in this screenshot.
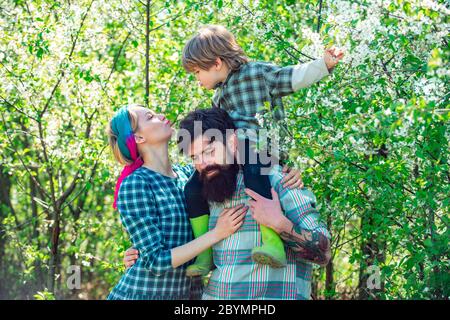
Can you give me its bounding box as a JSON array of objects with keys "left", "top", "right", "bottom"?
[{"left": 133, "top": 106, "right": 174, "bottom": 146}]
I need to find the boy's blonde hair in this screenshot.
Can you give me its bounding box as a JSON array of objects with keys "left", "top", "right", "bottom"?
[
  {"left": 107, "top": 107, "right": 140, "bottom": 166},
  {"left": 182, "top": 25, "right": 249, "bottom": 72}
]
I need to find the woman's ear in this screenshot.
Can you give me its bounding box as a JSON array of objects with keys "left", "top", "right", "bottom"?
[{"left": 134, "top": 133, "right": 145, "bottom": 145}]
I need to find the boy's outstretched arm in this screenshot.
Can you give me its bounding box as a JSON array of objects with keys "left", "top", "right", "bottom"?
[
  {"left": 291, "top": 57, "right": 329, "bottom": 91},
  {"left": 291, "top": 46, "right": 344, "bottom": 91}
]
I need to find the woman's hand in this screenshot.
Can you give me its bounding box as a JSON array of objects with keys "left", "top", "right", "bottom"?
[
  {"left": 281, "top": 165, "right": 304, "bottom": 189},
  {"left": 212, "top": 204, "right": 247, "bottom": 240},
  {"left": 123, "top": 247, "right": 139, "bottom": 269}
]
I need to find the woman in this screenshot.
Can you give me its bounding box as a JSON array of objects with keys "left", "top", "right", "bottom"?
[{"left": 106, "top": 104, "right": 247, "bottom": 300}]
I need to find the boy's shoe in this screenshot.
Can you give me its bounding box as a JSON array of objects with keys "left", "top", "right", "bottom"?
[
  {"left": 186, "top": 215, "right": 214, "bottom": 277},
  {"left": 186, "top": 262, "right": 213, "bottom": 277},
  {"left": 251, "top": 225, "right": 287, "bottom": 268}
]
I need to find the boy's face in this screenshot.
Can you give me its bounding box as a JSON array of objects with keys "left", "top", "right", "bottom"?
[{"left": 192, "top": 58, "right": 228, "bottom": 90}]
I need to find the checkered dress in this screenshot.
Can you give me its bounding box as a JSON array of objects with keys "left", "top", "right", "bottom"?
[
  {"left": 202, "top": 165, "right": 331, "bottom": 300},
  {"left": 212, "top": 61, "right": 295, "bottom": 131},
  {"left": 107, "top": 164, "right": 203, "bottom": 300}
]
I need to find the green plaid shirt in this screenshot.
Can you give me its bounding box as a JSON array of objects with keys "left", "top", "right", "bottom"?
[
  {"left": 107, "top": 164, "right": 203, "bottom": 300},
  {"left": 203, "top": 165, "right": 331, "bottom": 300},
  {"left": 212, "top": 61, "right": 295, "bottom": 131}
]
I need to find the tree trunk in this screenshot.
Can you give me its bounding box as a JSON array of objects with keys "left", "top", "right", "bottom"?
[
  {"left": 325, "top": 213, "right": 334, "bottom": 299},
  {"left": 426, "top": 205, "right": 443, "bottom": 299},
  {"left": 325, "top": 253, "right": 334, "bottom": 299},
  {"left": 47, "top": 207, "right": 61, "bottom": 295},
  {"left": 29, "top": 169, "right": 45, "bottom": 294},
  {"left": 0, "top": 166, "right": 12, "bottom": 299},
  {"left": 145, "top": 0, "right": 151, "bottom": 107},
  {"left": 358, "top": 210, "right": 385, "bottom": 300}
]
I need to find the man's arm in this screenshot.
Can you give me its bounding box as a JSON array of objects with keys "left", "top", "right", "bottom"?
[
  {"left": 245, "top": 186, "right": 331, "bottom": 267},
  {"left": 276, "top": 215, "right": 331, "bottom": 266}
]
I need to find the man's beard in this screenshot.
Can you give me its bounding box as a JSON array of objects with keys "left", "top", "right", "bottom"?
[{"left": 199, "top": 163, "right": 240, "bottom": 203}]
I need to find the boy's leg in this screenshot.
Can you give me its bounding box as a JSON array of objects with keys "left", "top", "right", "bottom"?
[
  {"left": 239, "top": 138, "right": 287, "bottom": 268},
  {"left": 240, "top": 138, "right": 273, "bottom": 199},
  {"left": 251, "top": 225, "right": 287, "bottom": 268},
  {"left": 184, "top": 170, "right": 214, "bottom": 277}
]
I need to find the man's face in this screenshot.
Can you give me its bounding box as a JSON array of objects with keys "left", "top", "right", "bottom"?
[
  {"left": 188, "top": 133, "right": 237, "bottom": 174},
  {"left": 188, "top": 133, "right": 239, "bottom": 203}
]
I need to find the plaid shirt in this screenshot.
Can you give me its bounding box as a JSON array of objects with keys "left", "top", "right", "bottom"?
[
  {"left": 107, "top": 164, "right": 203, "bottom": 300},
  {"left": 212, "top": 61, "right": 295, "bottom": 131},
  {"left": 202, "top": 165, "right": 331, "bottom": 300}
]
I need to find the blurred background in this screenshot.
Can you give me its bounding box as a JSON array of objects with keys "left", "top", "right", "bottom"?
[{"left": 0, "top": 0, "right": 448, "bottom": 299}]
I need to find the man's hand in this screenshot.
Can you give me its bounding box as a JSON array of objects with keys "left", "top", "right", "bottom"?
[
  {"left": 244, "top": 188, "right": 289, "bottom": 232},
  {"left": 324, "top": 47, "right": 344, "bottom": 71},
  {"left": 123, "top": 247, "right": 139, "bottom": 269},
  {"left": 245, "top": 188, "right": 331, "bottom": 266},
  {"left": 281, "top": 165, "right": 304, "bottom": 189}
]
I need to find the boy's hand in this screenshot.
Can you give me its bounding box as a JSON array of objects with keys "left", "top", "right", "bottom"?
[{"left": 324, "top": 47, "right": 344, "bottom": 71}]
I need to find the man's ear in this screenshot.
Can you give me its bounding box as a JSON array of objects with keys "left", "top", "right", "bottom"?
[
  {"left": 224, "top": 131, "right": 237, "bottom": 165},
  {"left": 230, "top": 132, "right": 238, "bottom": 153}
]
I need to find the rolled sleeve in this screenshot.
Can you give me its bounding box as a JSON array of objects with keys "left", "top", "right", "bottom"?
[
  {"left": 117, "top": 175, "right": 173, "bottom": 276},
  {"left": 291, "top": 57, "right": 330, "bottom": 91}
]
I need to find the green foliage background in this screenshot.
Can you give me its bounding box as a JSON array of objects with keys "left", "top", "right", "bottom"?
[{"left": 0, "top": 0, "right": 448, "bottom": 299}]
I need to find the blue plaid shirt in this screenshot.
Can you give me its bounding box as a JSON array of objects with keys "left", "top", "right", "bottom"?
[
  {"left": 107, "top": 164, "right": 203, "bottom": 300},
  {"left": 202, "top": 166, "right": 331, "bottom": 300}
]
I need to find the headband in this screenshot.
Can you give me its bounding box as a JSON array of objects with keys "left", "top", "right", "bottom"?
[{"left": 111, "top": 106, "right": 144, "bottom": 209}]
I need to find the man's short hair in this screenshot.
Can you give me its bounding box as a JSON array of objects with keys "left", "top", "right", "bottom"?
[{"left": 177, "top": 108, "right": 236, "bottom": 153}]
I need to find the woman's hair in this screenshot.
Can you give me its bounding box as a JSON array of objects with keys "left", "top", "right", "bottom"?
[
  {"left": 182, "top": 25, "right": 249, "bottom": 73},
  {"left": 107, "top": 106, "right": 140, "bottom": 165}
]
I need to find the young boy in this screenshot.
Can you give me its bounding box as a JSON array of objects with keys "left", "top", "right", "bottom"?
[{"left": 182, "top": 25, "right": 343, "bottom": 277}]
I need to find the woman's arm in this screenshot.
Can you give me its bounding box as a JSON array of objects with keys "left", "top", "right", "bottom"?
[
  {"left": 245, "top": 186, "right": 331, "bottom": 267},
  {"left": 281, "top": 165, "right": 304, "bottom": 189},
  {"left": 117, "top": 175, "right": 174, "bottom": 275},
  {"left": 123, "top": 204, "right": 248, "bottom": 270},
  {"left": 171, "top": 205, "right": 247, "bottom": 268},
  {"left": 118, "top": 175, "right": 247, "bottom": 273}
]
